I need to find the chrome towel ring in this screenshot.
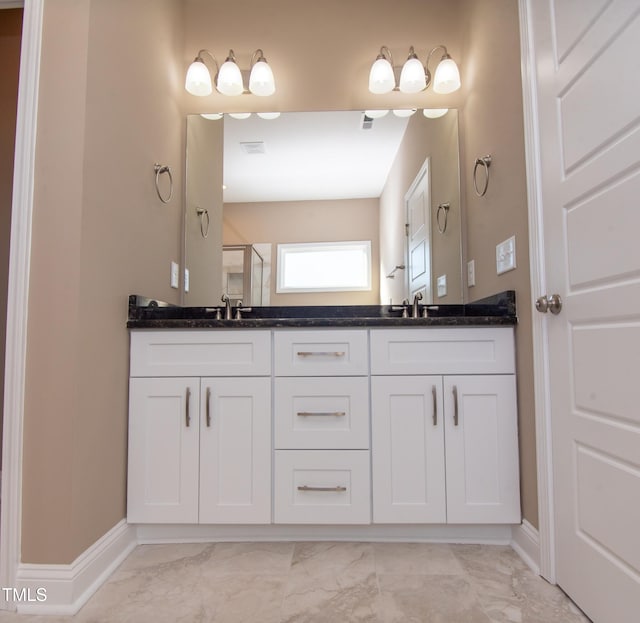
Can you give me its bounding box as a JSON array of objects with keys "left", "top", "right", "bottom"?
[
  {"left": 154, "top": 163, "right": 173, "bottom": 203},
  {"left": 196, "top": 207, "right": 210, "bottom": 238},
  {"left": 473, "top": 155, "right": 492, "bottom": 197},
  {"left": 436, "top": 202, "right": 450, "bottom": 234}
]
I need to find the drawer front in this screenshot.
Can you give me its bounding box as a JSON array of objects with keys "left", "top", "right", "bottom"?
[
  {"left": 370, "top": 327, "right": 515, "bottom": 375},
  {"left": 274, "top": 450, "right": 371, "bottom": 524},
  {"left": 130, "top": 330, "right": 271, "bottom": 377},
  {"left": 274, "top": 377, "right": 370, "bottom": 449},
  {"left": 274, "top": 330, "right": 368, "bottom": 376}
]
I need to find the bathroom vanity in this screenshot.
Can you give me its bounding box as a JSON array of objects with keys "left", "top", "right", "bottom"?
[{"left": 126, "top": 292, "right": 521, "bottom": 534}]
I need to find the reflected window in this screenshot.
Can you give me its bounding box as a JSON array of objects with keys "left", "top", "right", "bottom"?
[{"left": 276, "top": 241, "right": 371, "bottom": 293}]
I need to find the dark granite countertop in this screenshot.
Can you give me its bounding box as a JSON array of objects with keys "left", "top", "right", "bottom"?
[{"left": 127, "top": 291, "right": 517, "bottom": 329}]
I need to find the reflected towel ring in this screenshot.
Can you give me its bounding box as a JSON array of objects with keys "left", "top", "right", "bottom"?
[
  {"left": 473, "top": 155, "right": 492, "bottom": 197},
  {"left": 436, "top": 202, "right": 450, "bottom": 234},
  {"left": 196, "top": 207, "right": 210, "bottom": 238},
  {"left": 154, "top": 163, "right": 173, "bottom": 203}
]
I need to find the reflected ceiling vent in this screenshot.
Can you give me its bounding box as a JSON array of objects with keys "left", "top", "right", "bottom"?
[
  {"left": 361, "top": 113, "right": 374, "bottom": 130},
  {"left": 240, "top": 141, "right": 266, "bottom": 154}
]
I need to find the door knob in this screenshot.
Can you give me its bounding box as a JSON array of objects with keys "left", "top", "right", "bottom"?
[{"left": 535, "top": 294, "right": 562, "bottom": 314}]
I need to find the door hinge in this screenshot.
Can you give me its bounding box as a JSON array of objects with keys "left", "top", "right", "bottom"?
[{"left": 405, "top": 223, "right": 410, "bottom": 236}]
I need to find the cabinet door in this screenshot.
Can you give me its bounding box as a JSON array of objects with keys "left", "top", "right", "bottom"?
[
  {"left": 444, "top": 375, "right": 520, "bottom": 523},
  {"left": 127, "top": 377, "right": 200, "bottom": 523},
  {"left": 199, "top": 377, "right": 271, "bottom": 523},
  {"left": 371, "top": 376, "right": 446, "bottom": 523}
]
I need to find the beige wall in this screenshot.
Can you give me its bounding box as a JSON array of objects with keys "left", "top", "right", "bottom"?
[
  {"left": 19, "top": 0, "right": 537, "bottom": 564},
  {"left": 224, "top": 198, "right": 380, "bottom": 306},
  {"left": 184, "top": 115, "right": 223, "bottom": 306},
  {"left": 459, "top": 0, "right": 537, "bottom": 527},
  {"left": 0, "top": 8, "right": 22, "bottom": 466},
  {"left": 23, "top": 0, "right": 185, "bottom": 564},
  {"left": 380, "top": 110, "right": 462, "bottom": 305}
]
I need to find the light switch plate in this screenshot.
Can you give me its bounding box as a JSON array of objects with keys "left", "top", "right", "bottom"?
[
  {"left": 437, "top": 274, "right": 447, "bottom": 298},
  {"left": 467, "top": 259, "right": 476, "bottom": 287},
  {"left": 496, "top": 236, "right": 516, "bottom": 275},
  {"left": 170, "top": 261, "right": 179, "bottom": 289},
  {"left": 184, "top": 268, "right": 190, "bottom": 293}
]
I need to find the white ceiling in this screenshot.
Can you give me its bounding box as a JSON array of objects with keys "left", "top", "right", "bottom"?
[{"left": 222, "top": 111, "right": 410, "bottom": 204}]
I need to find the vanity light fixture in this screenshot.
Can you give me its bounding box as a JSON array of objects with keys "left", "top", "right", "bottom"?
[
  {"left": 228, "top": 112, "right": 252, "bottom": 119},
  {"left": 200, "top": 112, "right": 224, "bottom": 120},
  {"left": 257, "top": 111, "right": 281, "bottom": 120},
  {"left": 185, "top": 48, "right": 276, "bottom": 97},
  {"left": 368, "top": 44, "right": 461, "bottom": 95}
]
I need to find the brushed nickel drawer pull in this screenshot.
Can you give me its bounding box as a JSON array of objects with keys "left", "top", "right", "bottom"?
[
  {"left": 453, "top": 384, "right": 459, "bottom": 427},
  {"left": 296, "top": 351, "right": 346, "bottom": 357},
  {"left": 205, "top": 387, "right": 212, "bottom": 427},
  {"left": 297, "top": 485, "right": 347, "bottom": 492},
  {"left": 185, "top": 387, "right": 191, "bottom": 428},
  {"left": 432, "top": 385, "right": 438, "bottom": 426},
  {"left": 296, "top": 411, "right": 346, "bottom": 417}
]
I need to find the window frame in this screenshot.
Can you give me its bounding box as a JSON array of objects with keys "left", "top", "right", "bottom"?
[{"left": 276, "top": 240, "right": 372, "bottom": 294}]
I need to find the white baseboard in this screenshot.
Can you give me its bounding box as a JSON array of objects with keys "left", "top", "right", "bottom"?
[
  {"left": 511, "top": 519, "right": 540, "bottom": 575},
  {"left": 135, "top": 523, "right": 515, "bottom": 545},
  {"left": 14, "top": 519, "right": 137, "bottom": 615}
]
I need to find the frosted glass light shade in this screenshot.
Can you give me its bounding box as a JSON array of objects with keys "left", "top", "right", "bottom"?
[
  {"left": 257, "top": 112, "right": 281, "bottom": 119},
  {"left": 249, "top": 60, "right": 276, "bottom": 96},
  {"left": 185, "top": 60, "right": 212, "bottom": 96},
  {"left": 200, "top": 113, "right": 223, "bottom": 120},
  {"left": 422, "top": 108, "right": 448, "bottom": 119},
  {"left": 433, "top": 57, "right": 461, "bottom": 94},
  {"left": 369, "top": 57, "right": 395, "bottom": 94},
  {"left": 364, "top": 109, "right": 389, "bottom": 119},
  {"left": 217, "top": 59, "right": 244, "bottom": 96},
  {"left": 399, "top": 57, "right": 426, "bottom": 93},
  {"left": 393, "top": 108, "right": 417, "bottom": 118},
  {"left": 228, "top": 112, "right": 251, "bottom": 119}
]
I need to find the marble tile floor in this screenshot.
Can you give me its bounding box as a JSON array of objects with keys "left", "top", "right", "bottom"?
[{"left": 0, "top": 542, "right": 591, "bottom": 623}]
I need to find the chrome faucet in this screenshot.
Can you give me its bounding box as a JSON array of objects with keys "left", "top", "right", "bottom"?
[
  {"left": 412, "top": 292, "right": 423, "bottom": 318},
  {"left": 221, "top": 293, "right": 232, "bottom": 320}
]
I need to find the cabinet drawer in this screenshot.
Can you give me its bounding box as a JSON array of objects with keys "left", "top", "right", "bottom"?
[
  {"left": 274, "top": 330, "right": 368, "bottom": 376},
  {"left": 274, "top": 450, "right": 371, "bottom": 524},
  {"left": 274, "top": 377, "right": 369, "bottom": 449},
  {"left": 370, "top": 327, "right": 515, "bottom": 375},
  {"left": 130, "top": 330, "right": 271, "bottom": 377}
]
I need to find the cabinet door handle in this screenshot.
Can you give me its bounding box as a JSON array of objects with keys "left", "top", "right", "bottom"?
[
  {"left": 296, "top": 351, "right": 346, "bottom": 357},
  {"left": 432, "top": 385, "right": 438, "bottom": 426},
  {"left": 185, "top": 387, "right": 191, "bottom": 428},
  {"left": 296, "top": 411, "right": 346, "bottom": 417},
  {"left": 297, "top": 485, "right": 347, "bottom": 492},
  {"left": 205, "top": 387, "right": 211, "bottom": 427},
  {"left": 452, "top": 384, "right": 459, "bottom": 427}
]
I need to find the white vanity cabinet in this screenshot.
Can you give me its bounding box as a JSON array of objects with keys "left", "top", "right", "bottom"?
[
  {"left": 370, "top": 328, "right": 520, "bottom": 525},
  {"left": 273, "top": 330, "right": 371, "bottom": 524},
  {"left": 127, "top": 330, "right": 271, "bottom": 524}
]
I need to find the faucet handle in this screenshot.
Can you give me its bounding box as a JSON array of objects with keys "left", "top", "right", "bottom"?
[{"left": 234, "top": 301, "right": 253, "bottom": 320}]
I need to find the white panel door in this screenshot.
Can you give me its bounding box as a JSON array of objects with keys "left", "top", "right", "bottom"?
[
  {"left": 127, "top": 377, "right": 200, "bottom": 523},
  {"left": 199, "top": 377, "right": 271, "bottom": 523},
  {"left": 371, "top": 375, "right": 446, "bottom": 523},
  {"left": 528, "top": 1, "right": 640, "bottom": 619},
  {"left": 405, "top": 159, "right": 432, "bottom": 303},
  {"left": 443, "top": 375, "right": 520, "bottom": 524}
]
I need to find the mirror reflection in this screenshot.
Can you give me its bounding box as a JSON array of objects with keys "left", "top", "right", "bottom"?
[{"left": 184, "top": 109, "right": 463, "bottom": 307}]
